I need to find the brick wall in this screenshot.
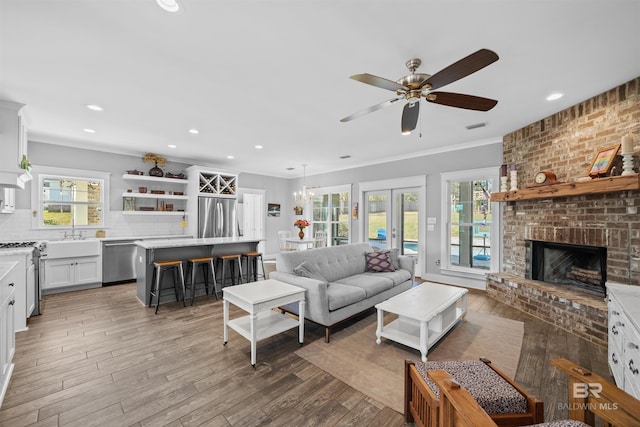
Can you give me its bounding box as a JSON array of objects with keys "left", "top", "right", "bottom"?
[
  {"left": 501, "top": 77, "right": 640, "bottom": 286},
  {"left": 487, "top": 77, "right": 640, "bottom": 346}
]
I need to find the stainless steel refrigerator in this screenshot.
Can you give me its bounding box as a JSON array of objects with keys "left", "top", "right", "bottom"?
[{"left": 198, "top": 197, "right": 240, "bottom": 238}]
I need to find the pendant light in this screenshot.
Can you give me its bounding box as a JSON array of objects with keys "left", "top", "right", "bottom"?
[{"left": 294, "top": 164, "right": 314, "bottom": 202}]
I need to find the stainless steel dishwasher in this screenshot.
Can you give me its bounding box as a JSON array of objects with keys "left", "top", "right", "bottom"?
[{"left": 102, "top": 240, "right": 137, "bottom": 285}]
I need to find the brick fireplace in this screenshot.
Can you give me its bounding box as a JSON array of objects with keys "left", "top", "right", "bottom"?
[{"left": 486, "top": 77, "right": 640, "bottom": 348}]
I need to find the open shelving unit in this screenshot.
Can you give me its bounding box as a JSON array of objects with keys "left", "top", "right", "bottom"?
[
  {"left": 490, "top": 174, "right": 640, "bottom": 202},
  {"left": 121, "top": 173, "right": 188, "bottom": 215}
]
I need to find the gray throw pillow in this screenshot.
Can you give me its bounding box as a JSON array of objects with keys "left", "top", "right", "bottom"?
[{"left": 293, "top": 260, "right": 327, "bottom": 282}]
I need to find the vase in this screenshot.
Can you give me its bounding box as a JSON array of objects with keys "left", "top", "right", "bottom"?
[
  {"left": 298, "top": 229, "right": 305, "bottom": 240},
  {"left": 148, "top": 161, "right": 164, "bottom": 177}
]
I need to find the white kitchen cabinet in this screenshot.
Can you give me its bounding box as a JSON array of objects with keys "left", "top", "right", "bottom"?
[
  {"left": 606, "top": 283, "right": 640, "bottom": 399},
  {"left": 186, "top": 166, "right": 237, "bottom": 197},
  {"left": 42, "top": 256, "right": 101, "bottom": 291},
  {"left": 0, "top": 251, "right": 31, "bottom": 332},
  {"left": 0, "top": 99, "right": 31, "bottom": 189},
  {"left": 121, "top": 174, "right": 188, "bottom": 215},
  {"left": 0, "top": 261, "right": 17, "bottom": 408},
  {"left": 0, "top": 188, "right": 15, "bottom": 213}
]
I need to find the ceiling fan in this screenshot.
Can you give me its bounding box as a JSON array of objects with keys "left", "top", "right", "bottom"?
[{"left": 340, "top": 49, "right": 499, "bottom": 134}]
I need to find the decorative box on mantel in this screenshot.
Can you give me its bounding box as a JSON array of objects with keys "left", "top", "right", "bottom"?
[{"left": 486, "top": 272, "right": 608, "bottom": 347}]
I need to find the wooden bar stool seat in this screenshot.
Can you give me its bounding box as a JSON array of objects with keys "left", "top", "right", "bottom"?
[
  {"left": 148, "top": 260, "right": 186, "bottom": 314},
  {"left": 185, "top": 256, "right": 218, "bottom": 305},
  {"left": 217, "top": 254, "right": 243, "bottom": 288},
  {"left": 241, "top": 251, "right": 266, "bottom": 282}
]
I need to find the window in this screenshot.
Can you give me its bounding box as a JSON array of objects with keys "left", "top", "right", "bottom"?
[
  {"left": 33, "top": 166, "right": 110, "bottom": 229},
  {"left": 310, "top": 185, "right": 350, "bottom": 246},
  {"left": 441, "top": 167, "right": 500, "bottom": 275}
]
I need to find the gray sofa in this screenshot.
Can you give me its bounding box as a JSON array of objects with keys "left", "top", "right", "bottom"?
[{"left": 270, "top": 243, "right": 415, "bottom": 342}]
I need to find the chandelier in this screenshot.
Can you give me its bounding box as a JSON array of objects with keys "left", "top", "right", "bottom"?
[{"left": 294, "top": 164, "right": 314, "bottom": 202}]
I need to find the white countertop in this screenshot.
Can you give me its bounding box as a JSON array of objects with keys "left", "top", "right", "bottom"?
[
  {"left": 135, "top": 235, "right": 264, "bottom": 249},
  {"left": 99, "top": 234, "right": 193, "bottom": 242},
  {"left": 607, "top": 282, "right": 640, "bottom": 331},
  {"left": 0, "top": 247, "right": 35, "bottom": 256},
  {"left": 0, "top": 261, "right": 18, "bottom": 282}
]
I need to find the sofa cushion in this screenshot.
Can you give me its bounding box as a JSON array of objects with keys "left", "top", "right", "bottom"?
[
  {"left": 334, "top": 273, "right": 394, "bottom": 298},
  {"left": 365, "top": 250, "right": 395, "bottom": 272},
  {"left": 293, "top": 260, "right": 327, "bottom": 282},
  {"left": 327, "top": 283, "right": 367, "bottom": 311},
  {"left": 362, "top": 269, "right": 411, "bottom": 286}
]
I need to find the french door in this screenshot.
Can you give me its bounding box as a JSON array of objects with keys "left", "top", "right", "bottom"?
[{"left": 364, "top": 187, "right": 420, "bottom": 274}]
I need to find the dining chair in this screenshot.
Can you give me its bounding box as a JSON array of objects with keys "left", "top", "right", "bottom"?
[
  {"left": 314, "top": 231, "right": 327, "bottom": 248},
  {"left": 277, "top": 230, "right": 295, "bottom": 251}
]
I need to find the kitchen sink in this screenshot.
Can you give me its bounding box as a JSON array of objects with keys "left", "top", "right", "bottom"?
[{"left": 44, "top": 239, "right": 101, "bottom": 259}]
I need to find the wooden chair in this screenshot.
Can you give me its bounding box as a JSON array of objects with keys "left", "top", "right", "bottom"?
[
  {"left": 428, "top": 357, "right": 640, "bottom": 427},
  {"left": 404, "top": 358, "right": 543, "bottom": 427},
  {"left": 277, "top": 230, "right": 295, "bottom": 251},
  {"left": 314, "top": 231, "right": 327, "bottom": 248}
]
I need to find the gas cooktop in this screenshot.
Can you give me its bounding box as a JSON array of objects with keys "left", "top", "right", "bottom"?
[{"left": 0, "top": 241, "right": 37, "bottom": 249}]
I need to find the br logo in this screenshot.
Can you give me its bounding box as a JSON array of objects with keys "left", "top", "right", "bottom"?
[{"left": 573, "top": 382, "right": 602, "bottom": 399}]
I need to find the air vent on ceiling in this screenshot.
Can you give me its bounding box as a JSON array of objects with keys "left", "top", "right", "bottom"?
[
  {"left": 339, "top": 155, "right": 351, "bottom": 159},
  {"left": 466, "top": 122, "right": 487, "bottom": 130}
]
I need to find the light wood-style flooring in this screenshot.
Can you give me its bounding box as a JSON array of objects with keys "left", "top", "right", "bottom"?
[{"left": 0, "top": 282, "right": 609, "bottom": 426}]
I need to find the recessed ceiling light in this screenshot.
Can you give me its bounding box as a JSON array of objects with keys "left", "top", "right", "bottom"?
[
  {"left": 188, "top": 129, "right": 199, "bottom": 134},
  {"left": 168, "top": 144, "right": 176, "bottom": 148},
  {"left": 546, "top": 93, "right": 564, "bottom": 101},
  {"left": 156, "top": 0, "right": 180, "bottom": 12},
  {"left": 83, "top": 128, "right": 96, "bottom": 133},
  {"left": 255, "top": 145, "right": 263, "bottom": 149},
  {"left": 85, "top": 104, "right": 103, "bottom": 111},
  {"left": 226, "top": 155, "right": 234, "bottom": 159}
]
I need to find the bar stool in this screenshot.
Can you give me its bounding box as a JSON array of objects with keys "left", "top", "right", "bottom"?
[
  {"left": 185, "top": 256, "right": 218, "bottom": 305},
  {"left": 241, "top": 251, "right": 266, "bottom": 282},
  {"left": 148, "top": 260, "right": 186, "bottom": 314},
  {"left": 218, "top": 254, "right": 243, "bottom": 288}
]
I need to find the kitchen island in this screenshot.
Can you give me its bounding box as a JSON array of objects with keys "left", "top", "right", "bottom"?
[{"left": 134, "top": 236, "right": 263, "bottom": 306}]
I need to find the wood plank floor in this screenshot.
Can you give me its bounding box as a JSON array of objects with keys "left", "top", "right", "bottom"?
[{"left": 0, "top": 282, "right": 610, "bottom": 426}]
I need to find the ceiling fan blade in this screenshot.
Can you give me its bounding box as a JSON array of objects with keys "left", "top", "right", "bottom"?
[
  {"left": 423, "top": 49, "right": 499, "bottom": 90},
  {"left": 340, "top": 96, "right": 404, "bottom": 122},
  {"left": 350, "top": 73, "right": 408, "bottom": 92},
  {"left": 401, "top": 101, "right": 420, "bottom": 134},
  {"left": 426, "top": 92, "right": 498, "bottom": 111}
]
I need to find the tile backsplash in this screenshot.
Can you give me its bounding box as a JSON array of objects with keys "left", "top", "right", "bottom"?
[{"left": 0, "top": 209, "right": 190, "bottom": 241}]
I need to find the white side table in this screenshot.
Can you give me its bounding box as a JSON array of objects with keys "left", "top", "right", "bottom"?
[{"left": 223, "top": 279, "right": 305, "bottom": 367}]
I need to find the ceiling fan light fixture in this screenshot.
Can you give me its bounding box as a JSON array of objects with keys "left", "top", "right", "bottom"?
[
  {"left": 156, "top": 0, "right": 180, "bottom": 12},
  {"left": 401, "top": 130, "right": 412, "bottom": 136}
]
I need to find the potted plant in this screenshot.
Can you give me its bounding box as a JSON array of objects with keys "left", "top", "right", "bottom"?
[{"left": 143, "top": 153, "right": 167, "bottom": 177}]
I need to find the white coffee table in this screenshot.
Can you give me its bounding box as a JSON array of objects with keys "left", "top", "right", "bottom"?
[
  {"left": 375, "top": 282, "right": 468, "bottom": 362},
  {"left": 223, "top": 279, "right": 305, "bottom": 367}
]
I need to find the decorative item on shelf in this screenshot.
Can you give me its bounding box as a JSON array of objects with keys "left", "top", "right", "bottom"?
[
  {"left": 509, "top": 164, "right": 518, "bottom": 191},
  {"left": 166, "top": 204, "right": 173, "bottom": 212},
  {"left": 123, "top": 197, "right": 135, "bottom": 211},
  {"left": 126, "top": 189, "right": 132, "bottom": 193},
  {"left": 294, "top": 219, "right": 310, "bottom": 239},
  {"left": 173, "top": 191, "right": 184, "bottom": 196},
  {"left": 293, "top": 205, "right": 303, "bottom": 215},
  {"left": 126, "top": 169, "right": 144, "bottom": 175},
  {"left": 20, "top": 154, "right": 31, "bottom": 171},
  {"left": 587, "top": 144, "right": 620, "bottom": 177},
  {"left": 138, "top": 187, "right": 147, "bottom": 193},
  {"left": 294, "top": 164, "right": 314, "bottom": 202},
  {"left": 143, "top": 152, "right": 167, "bottom": 177},
  {"left": 500, "top": 164, "right": 508, "bottom": 192},
  {"left": 621, "top": 134, "right": 636, "bottom": 176},
  {"left": 165, "top": 172, "right": 186, "bottom": 179},
  {"left": 150, "top": 190, "right": 165, "bottom": 194},
  {"left": 533, "top": 171, "right": 557, "bottom": 186}
]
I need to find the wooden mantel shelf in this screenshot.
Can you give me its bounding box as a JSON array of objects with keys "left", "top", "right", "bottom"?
[{"left": 490, "top": 173, "right": 640, "bottom": 202}]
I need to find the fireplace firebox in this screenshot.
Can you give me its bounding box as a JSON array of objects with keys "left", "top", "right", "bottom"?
[{"left": 525, "top": 240, "right": 607, "bottom": 295}]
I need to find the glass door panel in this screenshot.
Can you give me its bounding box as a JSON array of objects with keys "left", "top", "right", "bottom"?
[{"left": 365, "top": 191, "right": 389, "bottom": 250}]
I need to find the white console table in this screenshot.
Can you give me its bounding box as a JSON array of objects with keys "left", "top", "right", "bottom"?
[{"left": 606, "top": 282, "right": 640, "bottom": 399}]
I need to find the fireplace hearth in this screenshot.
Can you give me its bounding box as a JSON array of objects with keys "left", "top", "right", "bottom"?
[{"left": 525, "top": 240, "right": 607, "bottom": 295}]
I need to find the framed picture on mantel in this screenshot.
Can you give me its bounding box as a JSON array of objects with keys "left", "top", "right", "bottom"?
[{"left": 587, "top": 144, "right": 620, "bottom": 177}]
